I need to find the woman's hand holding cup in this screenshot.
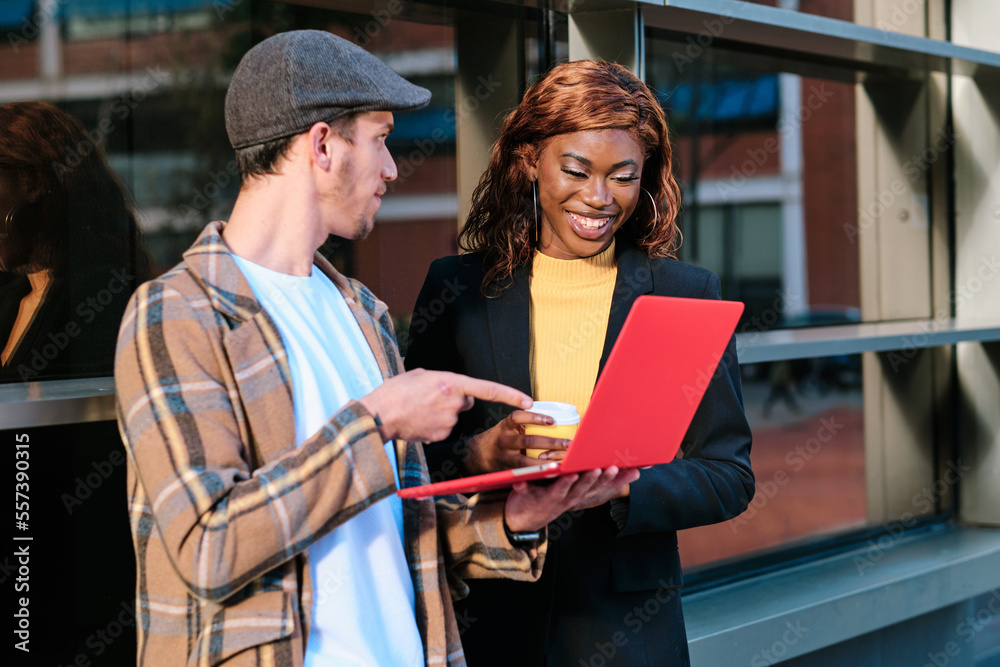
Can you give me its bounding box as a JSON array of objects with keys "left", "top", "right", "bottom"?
[
  {"left": 522, "top": 401, "right": 580, "bottom": 458},
  {"left": 464, "top": 408, "right": 572, "bottom": 475}
]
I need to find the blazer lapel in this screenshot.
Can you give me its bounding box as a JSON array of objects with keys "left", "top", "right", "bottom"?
[
  {"left": 485, "top": 262, "right": 532, "bottom": 395},
  {"left": 599, "top": 241, "right": 654, "bottom": 373},
  {"left": 223, "top": 311, "right": 298, "bottom": 467},
  {"left": 183, "top": 222, "right": 297, "bottom": 467}
]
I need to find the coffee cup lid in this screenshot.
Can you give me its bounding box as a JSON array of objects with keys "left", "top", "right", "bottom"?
[{"left": 527, "top": 401, "right": 581, "bottom": 425}]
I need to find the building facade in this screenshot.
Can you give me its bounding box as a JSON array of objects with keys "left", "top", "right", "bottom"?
[{"left": 2, "top": 1, "right": 999, "bottom": 665}]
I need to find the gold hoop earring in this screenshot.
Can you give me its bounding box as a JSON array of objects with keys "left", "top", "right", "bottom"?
[
  {"left": 643, "top": 188, "right": 658, "bottom": 229},
  {"left": 2, "top": 202, "right": 21, "bottom": 240},
  {"left": 532, "top": 180, "right": 539, "bottom": 245}
]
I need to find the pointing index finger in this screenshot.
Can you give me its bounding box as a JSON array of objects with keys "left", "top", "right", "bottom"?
[{"left": 454, "top": 375, "right": 533, "bottom": 409}]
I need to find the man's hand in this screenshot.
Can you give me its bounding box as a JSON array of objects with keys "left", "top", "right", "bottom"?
[
  {"left": 359, "top": 369, "right": 532, "bottom": 443},
  {"left": 504, "top": 467, "right": 640, "bottom": 533},
  {"left": 463, "top": 410, "right": 571, "bottom": 475}
]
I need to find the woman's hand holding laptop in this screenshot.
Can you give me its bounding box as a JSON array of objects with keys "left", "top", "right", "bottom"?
[{"left": 504, "top": 466, "right": 641, "bottom": 533}]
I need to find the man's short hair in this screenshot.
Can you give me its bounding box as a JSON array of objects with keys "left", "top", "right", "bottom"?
[{"left": 235, "top": 114, "right": 358, "bottom": 183}]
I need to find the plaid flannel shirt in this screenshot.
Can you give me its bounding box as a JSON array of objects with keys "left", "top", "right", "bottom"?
[{"left": 115, "top": 222, "right": 544, "bottom": 667}]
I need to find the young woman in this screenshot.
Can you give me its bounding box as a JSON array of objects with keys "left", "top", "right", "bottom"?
[
  {"left": 405, "top": 60, "right": 754, "bottom": 666},
  {"left": 0, "top": 101, "right": 149, "bottom": 381}
]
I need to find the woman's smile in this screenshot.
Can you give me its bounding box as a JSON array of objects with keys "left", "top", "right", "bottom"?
[
  {"left": 566, "top": 210, "right": 615, "bottom": 234},
  {"left": 531, "top": 128, "right": 644, "bottom": 260}
]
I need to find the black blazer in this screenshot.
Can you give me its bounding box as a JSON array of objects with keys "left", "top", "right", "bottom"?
[
  {"left": 0, "top": 267, "right": 134, "bottom": 382},
  {"left": 405, "top": 239, "right": 754, "bottom": 667}
]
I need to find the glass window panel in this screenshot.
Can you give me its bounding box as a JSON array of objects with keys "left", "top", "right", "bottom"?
[
  {"left": 0, "top": 103, "right": 150, "bottom": 381},
  {"left": 682, "top": 205, "right": 726, "bottom": 275},
  {"left": 3, "top": 0, "right": 954, "bottom": 577},
  {"left": 740, "top": 0, "right": 950, "bottom": 34},
  {"left": 0, "top": 0, "right": 33, "bottom": 30},
  {"left": 647, "top": 27, "right": 932, "bottom": 567},
  {"left": 741, "top": 0, "right": 854, "bottom": 23},
  {"left": 680, "top": 354, "right": 866, "bottom": 568},
  {"left": 648, "top": 36, "right": 863, "bottom": 329},
  {"left": 735, "top": 204, "right": 782, "bottom": 279},
  {"left": 1, "top": 0, "right": 469, "bottom": 381}
]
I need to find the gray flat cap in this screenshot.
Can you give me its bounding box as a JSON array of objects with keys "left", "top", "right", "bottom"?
[{"left": 225, "top": 30, "right": 431, "bottom": 149}]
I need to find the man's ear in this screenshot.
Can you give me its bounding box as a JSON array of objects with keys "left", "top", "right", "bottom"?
[{"left": 307, "top": 122, "right": 335, "bottom": 169}]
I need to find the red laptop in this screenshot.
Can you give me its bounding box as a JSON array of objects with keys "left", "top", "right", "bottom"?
[{"left": 396, "top": 295, "right": 744, "bottom": 499}]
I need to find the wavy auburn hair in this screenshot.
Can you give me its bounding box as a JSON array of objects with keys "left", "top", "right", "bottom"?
[
  {"left": 458, "top": 60, "right": 681, "bottom": 295},
  {"left": 0, "top": 101, "right": 149, "bottom": 279}
]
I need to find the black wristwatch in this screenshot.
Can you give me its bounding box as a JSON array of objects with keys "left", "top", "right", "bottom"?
[{"left": 504, "top": 522, "right": 541, "bottom": 545}]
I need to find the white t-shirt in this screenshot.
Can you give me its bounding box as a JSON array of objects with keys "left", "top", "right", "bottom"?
[{"left": 233, "top": 256, "right": 423, "bottom": 667}]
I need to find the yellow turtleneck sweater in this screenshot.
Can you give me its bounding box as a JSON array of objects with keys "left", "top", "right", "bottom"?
[{"left": 529, "top": 240, "right": 617, "bottom": 417}]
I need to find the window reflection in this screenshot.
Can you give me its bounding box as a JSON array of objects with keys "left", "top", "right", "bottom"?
[
  {"left": 0, "top": 101, "right": 149, "bottom": 382},
  {"left": 647, "top": 36, "right": 870, "bottom": 565},
  {"left": 647, "top": 41, "right": 861, "bottom": 330},
  {"left": 681, "top": 355, "right": 866, "bottom": 568},
  {"left": 742, "top": 0, "right": 854, "bottom": 23},
  {"left": 1, "top": 1, "right": 464, "bottom": 377}
]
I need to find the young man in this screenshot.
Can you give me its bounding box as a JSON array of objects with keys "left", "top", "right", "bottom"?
[{"left": 114, "top": 30, "right": 635, "bottom": 667}]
